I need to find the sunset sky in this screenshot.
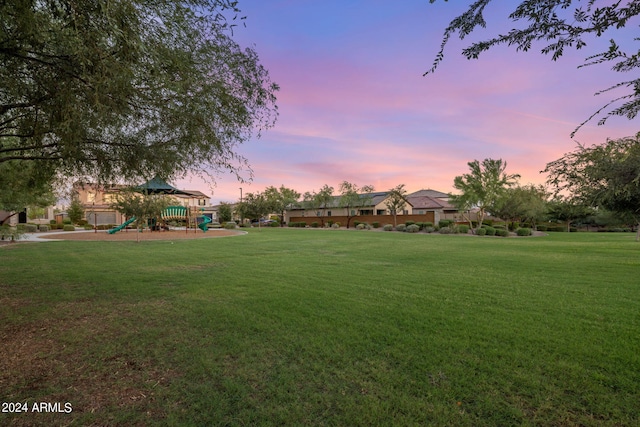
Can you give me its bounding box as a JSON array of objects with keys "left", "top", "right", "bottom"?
[{"left": 177, "top": 0, "right": 638, "bottom": 204}]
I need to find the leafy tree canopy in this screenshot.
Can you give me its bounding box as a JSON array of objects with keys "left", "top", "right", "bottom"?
[
  {"left": 1, "top": 0, "right": 278, "bottom": 184},
  {"left": 427, "top": 0, "right": 640, "bottom": 135},
  {"left": 450, "top": 158, "right": 520, "bottom": 231},
  {"left": 385, "top": 184, "right": 408, "bottom": 226},
  {"left": 338, "top": 181, "right": 374, "bottom": 228},
  {"left": 543, "top": 133, "right": 640, "bottom": 239},
  {"left": 263, "top": 185, "right": 300, "bottom": 226}
]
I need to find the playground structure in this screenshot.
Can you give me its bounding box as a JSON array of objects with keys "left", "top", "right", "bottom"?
[
  {"left": 161, "top": 206, "right": 212, "bottom": 233},
  {"left": 108, "top": 206, "right": 212, "bottom": 234}
]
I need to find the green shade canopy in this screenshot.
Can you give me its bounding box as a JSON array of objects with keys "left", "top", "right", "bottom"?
[{"left": 135, "top": 176, "right": 190, "bottom": 195}]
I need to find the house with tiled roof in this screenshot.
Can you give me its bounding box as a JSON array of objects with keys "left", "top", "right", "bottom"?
[{"left": 284, "top": 188, "right": 460, "bottom": 226}]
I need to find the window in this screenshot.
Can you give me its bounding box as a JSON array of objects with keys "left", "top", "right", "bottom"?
[{"left": 327, "top": 211, "right": 332, "bottom": 217}]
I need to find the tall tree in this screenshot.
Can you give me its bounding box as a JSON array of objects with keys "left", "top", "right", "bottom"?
[
  {"left": 450, "top": 158, "right": 520, "bottom": 232},
  {"left": 385, "top": 184, "right": 408, "bottom": 227},
  {"left": 338, "top": 181, "right": 375, "bottom": 229},
  {"left": 302, "top": 185, "right": 334, "bottom": 226},
  {"left": 0, "top": 160, "right": 56, "bottom": 224},
  {"left": 0, "top": 0, "right": 278, "bottom": 184},
  {"left": 544, "top": 134, "right": 640, "bottom": 240},
  {"left": 492, "top": 184, "right": 548, "bottom": 230},
  {"left": 427, "top": 0, "right": 640, "bottom": 135},
  {"left": 263, "top": 185, "right": 300, "bottom": 226},
  {"left": 237, "top": 192, "right": 269, "bottom": 226}
]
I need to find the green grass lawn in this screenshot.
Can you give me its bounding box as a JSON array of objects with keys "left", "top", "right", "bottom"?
[{"left": 1, "top": 229, "right": 639, "bottom": 426}]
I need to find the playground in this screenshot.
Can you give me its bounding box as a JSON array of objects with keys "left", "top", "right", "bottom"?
[{"left": 37, "top": 228, "right": 242, "bottom": 241}]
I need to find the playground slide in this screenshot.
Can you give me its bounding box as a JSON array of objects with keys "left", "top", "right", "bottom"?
[
  {"left": 107, "top": 217, "right": 136, "bottom": 234},
  {"left": 198, "top": 215, "right": 212, "bottom": 232}
]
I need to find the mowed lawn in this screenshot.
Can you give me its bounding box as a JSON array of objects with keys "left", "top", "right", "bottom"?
[{"left": 1, "top": 229, "right": 639, "bottom": 426}]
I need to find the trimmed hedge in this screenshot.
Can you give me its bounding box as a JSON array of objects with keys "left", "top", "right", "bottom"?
[
  {"left": 476, "top": 228, "right": 487, "bottom": 236},
  {"left": 396, "top": 224, "right": 406, "bottom": 232},
  {"left": 63, "top": 225, "right": 76, "bottom": 231},
  {"left": 458, "top": 225, "right": 469, "bottom": 234},
  {"left": 224, "top": 222, "right": 237, "bottom": 229},
  {"left": 496, "top": 229, "right": 510, "bottom": 237},
  {"left": 406, "top": 224, "right": 420, "bottom": 233},
  {"left": 383, "top": 224, "right": 393, "bottom": 231},
  {"left": 516, "top": 228, "right": 532, "bottom": 236}
]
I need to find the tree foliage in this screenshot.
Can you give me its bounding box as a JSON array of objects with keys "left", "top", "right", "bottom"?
[
  {"left": 385, "top": 184, "right": 408, "bottom": 227},
  {"left": 338, "top": 182, "right": 374, "bottom": 229},
  {"left": 427, "top": 0, "right": 640, "bottom": 135},
  {"left": 237, "top": 192, "right": 269, "bottom": 223},
  {"left": 450, "top": 158, "right": 520, "bottom": 231},
  {"left": 302, "top": 185, "right": 334, "bottom": 226},
  {"left": 0, "top": 0, "right": 278, "bottom": 184},
  {"left": 263, "top": 185, "right": 300, "bottom": 226},
  {"left": 217, "top": 202, "right": 233, "bottom": 223},
  {"left": 492, "top": 184, "right": 548, "bottom": 230},
  {"left": 0, "top": 159, "right": 56, "bottom": 223},
  {"left": 544, "top": 133, "right": 640, "bottom": 239}
]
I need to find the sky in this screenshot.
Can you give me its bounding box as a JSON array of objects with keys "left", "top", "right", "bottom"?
[{"left": 176, "top": 0, "right": 639, "bottom": 204}]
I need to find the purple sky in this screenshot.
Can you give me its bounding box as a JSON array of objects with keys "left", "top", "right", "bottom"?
[{"left": 177, "top": 0, "right": 638, "bottom": 204}]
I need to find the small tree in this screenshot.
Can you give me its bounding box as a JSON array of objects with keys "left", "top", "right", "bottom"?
[
  {"left": 263, "top": 185, "right": 300, "bottom": 226},
  {"left": 546, "top": 198, "right": 594, "bottom": 232},
  {"left": 218, "top": 202, "right": 233, "bottom": 223},
  {"left": 385, "top": 184, "right": 408, "bottom": 227},
  {"left": 67, "top": 198, "right": 85, "bottom": 225},
  {"left": 237, "top": 192, "right": 270, "bottom": 227},
  {"left": 302, "top": 185, "right": 334, "bottom": 226},
  {"left": 450, "top": 159, "right": 520, "bottom": 233},
  {"left": 338, "top": 181, "right": 375, "bottom": 229}
]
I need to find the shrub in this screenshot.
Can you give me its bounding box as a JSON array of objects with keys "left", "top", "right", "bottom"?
[
  {"left": 371, "top": 222, "right": 380, "bottom": 228},
  {"left": 405, "top": 220, "right": 416, "bottom": 226},
  {"left": 331, "top": 223, "right": 340, "bottom": 229},
  {"left": 439, "top": 226, "right": 453, "bottom": 234},
  {"left": 356, "top": 223, "right": 366, "bottom": 230},
  {"left": 422, "top": 222, "right": 434, "bottom": 228},
  {"left": 383, "top": 224, "right": 393, "bottom": 231},
  {"left": 482, "top": 219, "right": 494, "bottom": 227},
  {"left": 424, "top": 226, "right": 435, "bottom": 233},
  {"left": 537, "top": 225, "right": 548, "bottom": 231},
  {"left": 476, "top": 228, "right": 487, "bottom": 236},
  {"left": 83, "top": 225, "right": 94, "bottom": 230},
  {"left": 38, "top": 225, "right": 50, "bottom": 232},
  {"left": 224, "top": 222, "right": 236, "bottom": 229},
  {"left": 311, "top": 222, "right": 319, "bottom": 228},
  {"left": 327, "top": 220, "right": 334, "bottom": 227},
  {"left": 353, "top": 220, "right": 361, "bottom": 227},
  {"left": 49, "top": 219, "right": 57, "bottom": 225},
  {"left": 396, "top": 224, "right": 406, "bottom": 232},
  {"left": 493, "top": 224, "right": 506, "bottom": 230},
  {"left": 570, "top": 227, "right": 578, "bottom": 232},
  {"left": 517, "top": 228, "right": 532, "bottom": 236},
  {"left": 438, "top": 219, "right": 453, "bottom": 228},
  {"left": 270, "top": 221, "right": 279, "bottom": 227},
  {"left": 484, "top": 226, "right": 496, "bottom": 236},
  {"left": 497, "top": 229, "right": 510, "bottom": 237},
  {"left": 63, "top": 225, "right": 76, "bottom": 231},
  {"left": 25, "top": 224, "right": 38, "bottom": 233},
  {"left": 62, "top": 218, "right": 72, "bottom": 225},
  {"left": 458, "top": 225, "right": 470, "bottom": 234},
  {"left": 406, "top": 224, "right": 420, "bottom": 233}
]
